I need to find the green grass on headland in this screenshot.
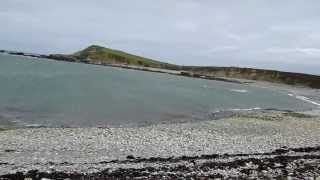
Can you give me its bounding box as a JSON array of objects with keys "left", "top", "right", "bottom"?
[
  {"left": 73, "top": 45, "right": 180, "bottom": 70},
  {"left": 3, "top": 44, "right": 320, "bottom": 88},
  {"left": 72, "top": 45, "right": 320, "bottom": 88}
]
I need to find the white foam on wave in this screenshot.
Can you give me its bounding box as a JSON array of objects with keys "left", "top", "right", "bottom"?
[
  {"left": 230, "top": 89, "right": 248, "bottom": 93},
  {"left": 288, "top": 94, "right": 320, "bottom": 106},
  {"left": 212, "top": 107, "right": 262, "bottom": 113},
  {"left": 295, "top": 96, "right": 320, "bottom": 106},
  {"left": 24, "top": 123, "right": 45, "bottom": 128},
  {"left": 230, "top": 107, "right": 262, "bottom": 111}
]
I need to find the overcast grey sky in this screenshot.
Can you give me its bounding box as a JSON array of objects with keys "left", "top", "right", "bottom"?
[{"left": 1, "top": 0, "right": 320, "bottom": 74}]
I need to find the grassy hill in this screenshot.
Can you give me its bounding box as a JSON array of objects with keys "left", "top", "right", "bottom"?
[
  {"left": 71, "top": 45, "right": 320, "bottom": 88},
  {"left": 73, "top": 45, "right": 179, "bottom": 70},
  {"left": 9, "top": 44, "right": 318, "bottom": 88}
]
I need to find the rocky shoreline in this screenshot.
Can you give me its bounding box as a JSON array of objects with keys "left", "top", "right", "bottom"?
[
  {"left": 1, "top": 146, "right": 320, "bottom": 179},
  {"left": 1, "top": 50, "right": 320, "bottom": 179},
  {"left": 0, "top": 51, "right": 245, "bottom": 84},
  {"left": 0, "top": 111, "right": 319, "bottom": 179},
  {"left": 2, "top": 48, "right": 320, "bottom": 88}
]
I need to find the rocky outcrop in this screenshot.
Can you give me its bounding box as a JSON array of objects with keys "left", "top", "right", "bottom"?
[
  {"left": 1, "top": 146, "right": 319, "bottom": 179},
  {"left": 183, "top": 66, "right": 320, "bottom": 88},
  {"left": 1, "top": 47, "right": 320, "bottom": 88},
  {"left": 46, "top": 54, "right": 79, "bottom": 62}
]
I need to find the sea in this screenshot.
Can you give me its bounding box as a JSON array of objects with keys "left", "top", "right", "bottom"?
[{"left": 0, "top": 53, "right": 318, "bottom": 128}]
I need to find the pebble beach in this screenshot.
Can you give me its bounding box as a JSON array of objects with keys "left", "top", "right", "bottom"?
[{"left": 0, "top": 110, "right": 319, "bottom": 179}]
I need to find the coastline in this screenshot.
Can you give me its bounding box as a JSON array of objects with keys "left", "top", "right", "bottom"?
[
  {"left": 0, "top": 111, "right": 319, "bottom": 179},
  {"left": 1, "top": 51, "right": 320, "bottom": 179},
  {"left": 0, "top": 51, "right": 246, "bottom": 84},
  {"left": 2, "top": 50, "right": 320, "bottom": 89},
  {"left": 2, "top": 44, "right": 320, "bottom": 89}
]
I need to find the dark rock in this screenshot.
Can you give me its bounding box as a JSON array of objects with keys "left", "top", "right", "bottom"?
[
  {"left": 4, "top": 149, "right": 15, "bottom": 153},
  {"left": 9, "top": 52, "right": 24, "bottom": 55},
  {"left": 47, "top": 54, "right": 79, "bottom": 62},
  {"left": 274, "top": 148, "right": 289, "bottom": 154},
  {"left": 126, "top": 155, "right": 135, "bottom": 160}
]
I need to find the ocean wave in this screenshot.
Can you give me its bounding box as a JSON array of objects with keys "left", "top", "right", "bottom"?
[
  {"left": 212, "top": 107, "right": 262, "bottom": 114},
  {"left": 288, "top": 94, "right": 320, "bottom": 106},
  {"left": 24, "top": 123, "right": 46, "bottom": 128},
  {"left": 230, "top": 107, "right": 262, "bottom": 111},
  {"left": 230, "top": 89, "right": 248, "bottom": 93}
]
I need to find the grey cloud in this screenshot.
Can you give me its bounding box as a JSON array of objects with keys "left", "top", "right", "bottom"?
[{"left": 0, "top": 0, "right": 320, "bottom": 74}]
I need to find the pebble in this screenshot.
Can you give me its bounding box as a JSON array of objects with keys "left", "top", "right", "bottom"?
[{"left": 0, "top": 111, "right": 319, "bottom": 178}]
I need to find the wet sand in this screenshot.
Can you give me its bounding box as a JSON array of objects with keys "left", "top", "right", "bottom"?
[{"left": 0, "top": 111, "right": 319, "bottom": 179}]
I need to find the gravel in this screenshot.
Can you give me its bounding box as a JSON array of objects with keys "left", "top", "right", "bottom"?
[{"left": 0, "top": 111, "right": 319, "bottom": 176}]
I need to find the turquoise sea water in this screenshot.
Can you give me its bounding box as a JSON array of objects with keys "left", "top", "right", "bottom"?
[{"left": 0, "top": 54, "right": 317, "bottom": 128}]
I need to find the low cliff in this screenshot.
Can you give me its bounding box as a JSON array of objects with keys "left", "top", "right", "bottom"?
[
  {"left": 182, "top": 66, "right": 320, "bottom": 88},
  {"left": 1, "top": 46, "right": 319, "bottom": 88}
]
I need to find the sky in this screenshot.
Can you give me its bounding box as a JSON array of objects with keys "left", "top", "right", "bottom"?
[{"left": 1, "top": 0, "right": 320, "bottom": 75}]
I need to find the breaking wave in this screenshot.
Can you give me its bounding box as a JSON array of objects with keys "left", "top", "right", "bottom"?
[
  {"left": 230, "top": 89, "right": 248, "bottom": 93},
  {"left": 288, "top": 94, "right": 320, "bottom": 106}
]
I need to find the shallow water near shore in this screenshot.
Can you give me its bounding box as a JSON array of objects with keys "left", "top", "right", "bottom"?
[{"left": 0, "top": 54, "right": 318, "bottom": 128}]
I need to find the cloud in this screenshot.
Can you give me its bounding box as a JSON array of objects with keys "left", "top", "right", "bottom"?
[
  {"left": 226, "top": 34, "right": 242, "bottom": 41},
  {"left": 265, "top": 48, "right": 320, "bottom": 58},
  {"left": 174, "top": 21, "right": 198, "bottom": 33},
  {"left": 202, "top": 46, "right": 239, "bottom": 54},
  {"left": 0, "top": 0, "right": 320, "bottom": 74}
]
